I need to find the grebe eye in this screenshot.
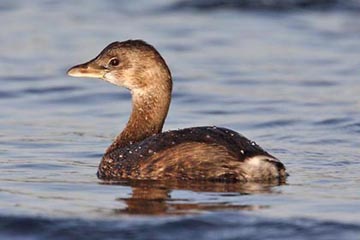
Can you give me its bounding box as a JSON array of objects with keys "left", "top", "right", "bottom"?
[{"left": 109, "top": 58, "right": 120, "bottom": 67}]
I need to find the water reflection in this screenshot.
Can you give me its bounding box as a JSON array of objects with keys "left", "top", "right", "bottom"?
[{"left": 105, "top": 180, "right": 284, "bottom": 215}]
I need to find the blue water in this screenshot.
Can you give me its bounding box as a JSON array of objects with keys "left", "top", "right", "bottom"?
[{"left": 1, "top": 0, "right": 360, "bottom": 239}]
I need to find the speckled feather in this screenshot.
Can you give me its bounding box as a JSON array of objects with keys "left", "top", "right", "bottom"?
[{"left": 98, "top": 126, "right": 282, "bottom": 181}]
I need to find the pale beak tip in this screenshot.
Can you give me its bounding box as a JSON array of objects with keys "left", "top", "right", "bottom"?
[
  {"left": 67, "top": 67, "right": 74, "bottom": 76},
  {"left": 67, "top": 65, "right": 84, "bottom": 77}
]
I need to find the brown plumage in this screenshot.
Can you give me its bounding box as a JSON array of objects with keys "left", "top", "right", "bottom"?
[{"left": 67, "top": 39, "right": 287, "bottom": 182}]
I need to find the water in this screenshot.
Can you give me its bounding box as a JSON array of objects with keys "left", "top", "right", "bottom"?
[{"left": 1, "top": 0, "right": 360, "bottom": 239}]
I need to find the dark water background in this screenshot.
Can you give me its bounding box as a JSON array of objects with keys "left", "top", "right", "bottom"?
[{"left": 1, "top": 0, "right": 360, "bottom": 239}]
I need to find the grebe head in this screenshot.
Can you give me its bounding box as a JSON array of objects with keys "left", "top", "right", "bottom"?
[
  {"left": 68, "top": 40, "right": 173, "bottom": 148},
  {"left": 67, "top": 40, "right": 172, "bottom": 93}
]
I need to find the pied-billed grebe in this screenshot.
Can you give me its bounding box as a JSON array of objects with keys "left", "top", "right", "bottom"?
[{"left": 67, "top": 40, "right": 287, "bottom": 182}]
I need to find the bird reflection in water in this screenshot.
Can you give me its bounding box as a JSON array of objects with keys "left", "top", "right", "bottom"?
[{"left": 102, "top": 180, "right": 284, "bottom": 215}]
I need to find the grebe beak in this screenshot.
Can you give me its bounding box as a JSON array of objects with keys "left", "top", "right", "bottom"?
[{"left": 67, "top": 61, "right": 106, "bottom": 79}]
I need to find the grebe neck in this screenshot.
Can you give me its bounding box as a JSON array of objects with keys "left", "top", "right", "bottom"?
[{"left": 106, "top": 85, "right": 172, "bottom": 153}]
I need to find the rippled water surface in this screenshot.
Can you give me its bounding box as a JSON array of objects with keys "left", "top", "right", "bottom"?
[{"left": 1, "top": 0, "right": 360, "bottom": 239}]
